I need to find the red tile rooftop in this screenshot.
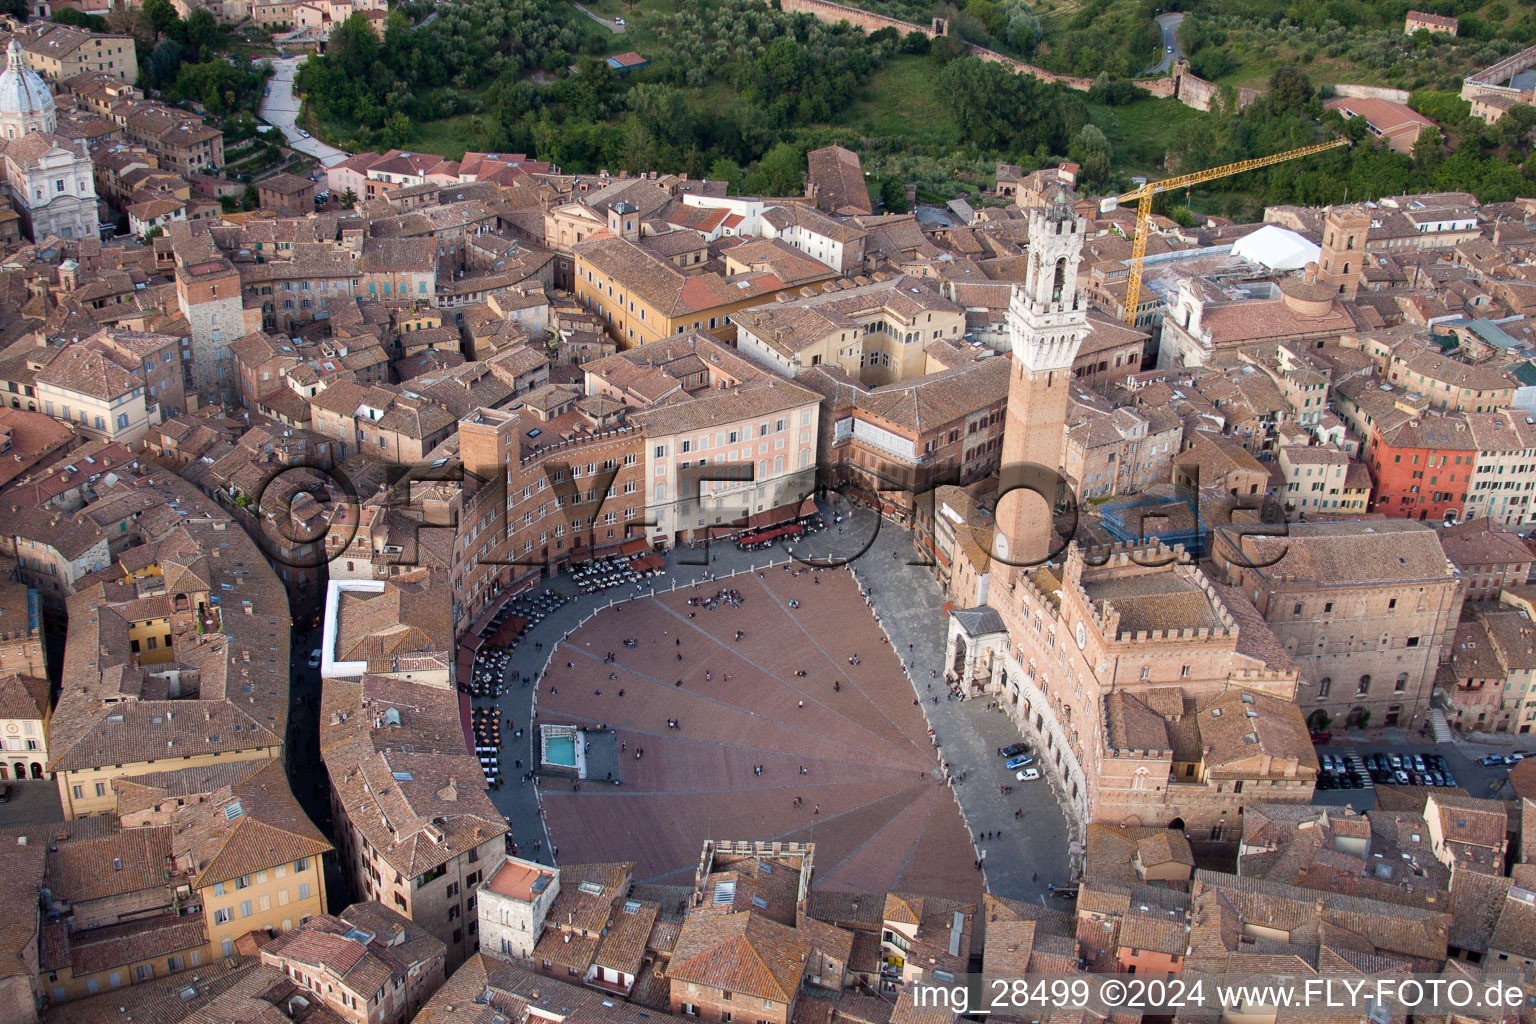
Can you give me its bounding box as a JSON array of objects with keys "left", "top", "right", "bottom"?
[{"left": 486, "top": 858, "right": 556, "bottom": 900}]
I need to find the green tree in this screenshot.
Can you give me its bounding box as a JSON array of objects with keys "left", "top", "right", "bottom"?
[
  {"left": 241, "top": 183, "right": 259, "bottom": 210},
  {"left": 707, "top": 157, "right": 744, "bottom": 193},
  {"left": 928, "top": 35, "right": 967, "bottom": 66},
  {"left": 743, "top": 141, "right": 805, "bottom": 197},
  {"left": 1413, "top": 126, "right": 1445, "bottom": 173},
  {"left": 147, "top": 39, "right": 185, "bottom": 89},
  {"left": 383, "top": 111, "right": 412, "bottom": 148},
  {"left": 1268, "top": 66, "right": 1314, "bottom": 115},
  {"left": 186, "top": 8, "right": 218, "bottom": 52},
  {"left": 340, "top": 188, "right": 358, "bottom": 209},
  {"left": 142, "top": 0, "right": 179, "bottom": 39},
  {"left": 1494, "top": 104, "right": 1536, "bottom": 147},
  {"left": 52, "top": 8, "right": 109, "bottom": 31},
  {"left": 1067, "top": 123, "right": 1111, "bottom": 190}
]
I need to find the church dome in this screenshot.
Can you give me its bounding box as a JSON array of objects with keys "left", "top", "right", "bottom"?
[{"left": 0, "top": 39, "right": 57, "bottom": 138}]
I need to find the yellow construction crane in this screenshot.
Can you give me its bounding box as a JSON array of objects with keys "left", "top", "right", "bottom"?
[{"left": 1100, "top": 137, "right": 1351, "bottom": 326}]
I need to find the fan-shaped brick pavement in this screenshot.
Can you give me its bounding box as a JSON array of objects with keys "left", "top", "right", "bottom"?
[{"left": 535, "top": 566, "right": 982, "bottom": 901}]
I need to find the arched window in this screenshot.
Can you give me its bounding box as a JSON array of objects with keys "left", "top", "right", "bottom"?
[
  {"left": 1317, "top": 676, "right": 1331, "bottom": 698},
  {"left": 1357, "top": 674, "right": 1371, "bottom": 696},
  {"left": 1052, "top": 257, "right": 1067, "bottom": 302}
]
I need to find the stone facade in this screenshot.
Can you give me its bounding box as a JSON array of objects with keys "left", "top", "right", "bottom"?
[{"left": 1210, "top": 519, "right": 1463, "bottom": 732}]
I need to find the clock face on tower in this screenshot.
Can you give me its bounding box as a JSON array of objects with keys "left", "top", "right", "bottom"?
[{"left": 1075, "top": 621, "right": 1087, "bottom": 649}]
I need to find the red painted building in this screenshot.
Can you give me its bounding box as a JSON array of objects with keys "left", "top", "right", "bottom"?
[{"left": 1365, "top": 414, "right": 1476, "bottom": 523}]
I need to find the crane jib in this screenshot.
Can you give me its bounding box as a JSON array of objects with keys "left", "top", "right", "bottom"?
[{"left": 1116, "top": 138, "right": 1351, "bottom": 326}]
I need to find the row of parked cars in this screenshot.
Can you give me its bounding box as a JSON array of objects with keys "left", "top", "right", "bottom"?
[
  {"left": 1372, "top": 751, "right": 1457, "bottom": 787},
  {"left": 1316, "top": 751, "right": 1458, "bottom": 789},
  {"left": 1480, "top": 752, "right": 1530, "bottom": 767},
  {"left": 1315, "top": 753, "right": 1367, "bottom": 790}
]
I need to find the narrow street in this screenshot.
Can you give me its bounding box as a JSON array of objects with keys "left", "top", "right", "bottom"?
[
  {"left": 285, "top": 622, "right": 347, "bottom": 910},
  {"left": 258, "top": 55, "right": 350, "bottom": 168},
  {"left": 1144, "top": 11, "right": 1185, "bottom": 76}
]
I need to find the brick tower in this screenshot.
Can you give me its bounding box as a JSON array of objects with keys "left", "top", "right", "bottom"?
[
  {"left": 997, "top": 185, "right": 1087, "bottom": 572},
  {"left": 1315, "top": 204, "right": 1369, "bottom": 300}
]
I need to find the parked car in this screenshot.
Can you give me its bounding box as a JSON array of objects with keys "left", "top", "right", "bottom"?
[
  {"left": 307, "top": 648, "right": 322, "bottom": 669},
  {"left": 999, "top": 743, "right": 1029, "bottom": 758},
  {"left": 298, "top": 129, "right": 311, "bottom": 139},
  {"left": 1050, "top": 886, "right": 1077, "bottom": 900},
  {"left": 1310, "top": 730, "right": 1331, "bottom": 744},
  {"left": 1005, "top": 755, "right": 1035, "bottom": 770},
  {"left": 1015, "top": 768, "right": 1041, "bottom": 781},
  {"left": 614, "top": 16, "right": 625, "bottom": 24},
  {"left": 1481, "top": 754, "right": 1510, "bottom": 767}
]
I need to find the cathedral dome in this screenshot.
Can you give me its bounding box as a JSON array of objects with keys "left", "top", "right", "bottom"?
[{"left": 0, "top": 39, "right": 57, "bottom": 138}]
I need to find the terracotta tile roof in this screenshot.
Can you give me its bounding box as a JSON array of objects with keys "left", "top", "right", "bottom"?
[
  {"left": 321, "top": 740, "right": 506, "bottom": 877},
  {"left": 1198, "top": 688, "right": 1317, "bottom": 770},
  {"left": 48, "top": 472, "right": 291, "bottom": 775},
  {"left": 588, "top": 894, "right": 655, "bottom": 973},
  {"left": 1489, "top": 883, "right": 1536, "bottom": 960},
  {"left": 807, "top": 145, "right": 872, "bottom": 217},
  {"left": 35, "top": 342, "right": 142, "bottom": 401},
  {"left": 0, "top": 833, "right": 45, "bottom": 983},
  {"left": 0, "top": 672, "right": 48, "bottom": 721},
  {"left": 805, "top": 889, "right": 884, "bottom": 932},
  {"left": 67, "top": 912, "right": 207, "bottom": 975},
  {"left": 261, "top": 901, "right": 441, "bottom": 999},
  {"left": 1439, "top": 518, "right": 1534, "bottom": 570},
  {"left": 731, "top": 275, "right": 960, "bottom": 358},
  {"left": 1193, "top": 869, "right": 1451, "bottom": 962},
  {"left": 170, "top": 758, "right": 332, "bottom": 887},
  {"left": 39, "top": 955, "right": 261, "bottom": 1024},
  {"left": 333, "top": 571, "right": 454, "bottom": 667},
  {"left": 852, "top": 357, "right": 1010, "bottom": 434},
  {"left": 1233, "top": 519, "right": 1454, "bottom": 586},
  {"left": 46, "top": 824, "right": 173, "bottom": 903},
  {"left": 1426, "top": 791, "right": 1506, "bottom": 850},
  {"left": 110, "top": 760, "right": 266, "bottom": 818},
  {"left": 1449, "top": 867, "right": 1511, "bottom": 953},
  {"left": 669, "top": 911, "right": 811, "bottom": 1003}
]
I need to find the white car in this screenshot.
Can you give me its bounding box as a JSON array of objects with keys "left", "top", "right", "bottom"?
[
  {"left": 297, "top": 129, "right": 311, "bottom": 139},
  {"left": 1015, "top": 768, "right": 1041, "bottom": 781},
  {"left": 614, "top": 16, "right": 625, "bottom": 25},
  {"left": 307, "top": 648, "right": 322, "bottom": 669}
]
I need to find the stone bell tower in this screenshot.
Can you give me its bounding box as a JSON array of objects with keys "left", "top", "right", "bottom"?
[{"left": 996, "top": 184, "right": 1087, "bottom": 572}]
